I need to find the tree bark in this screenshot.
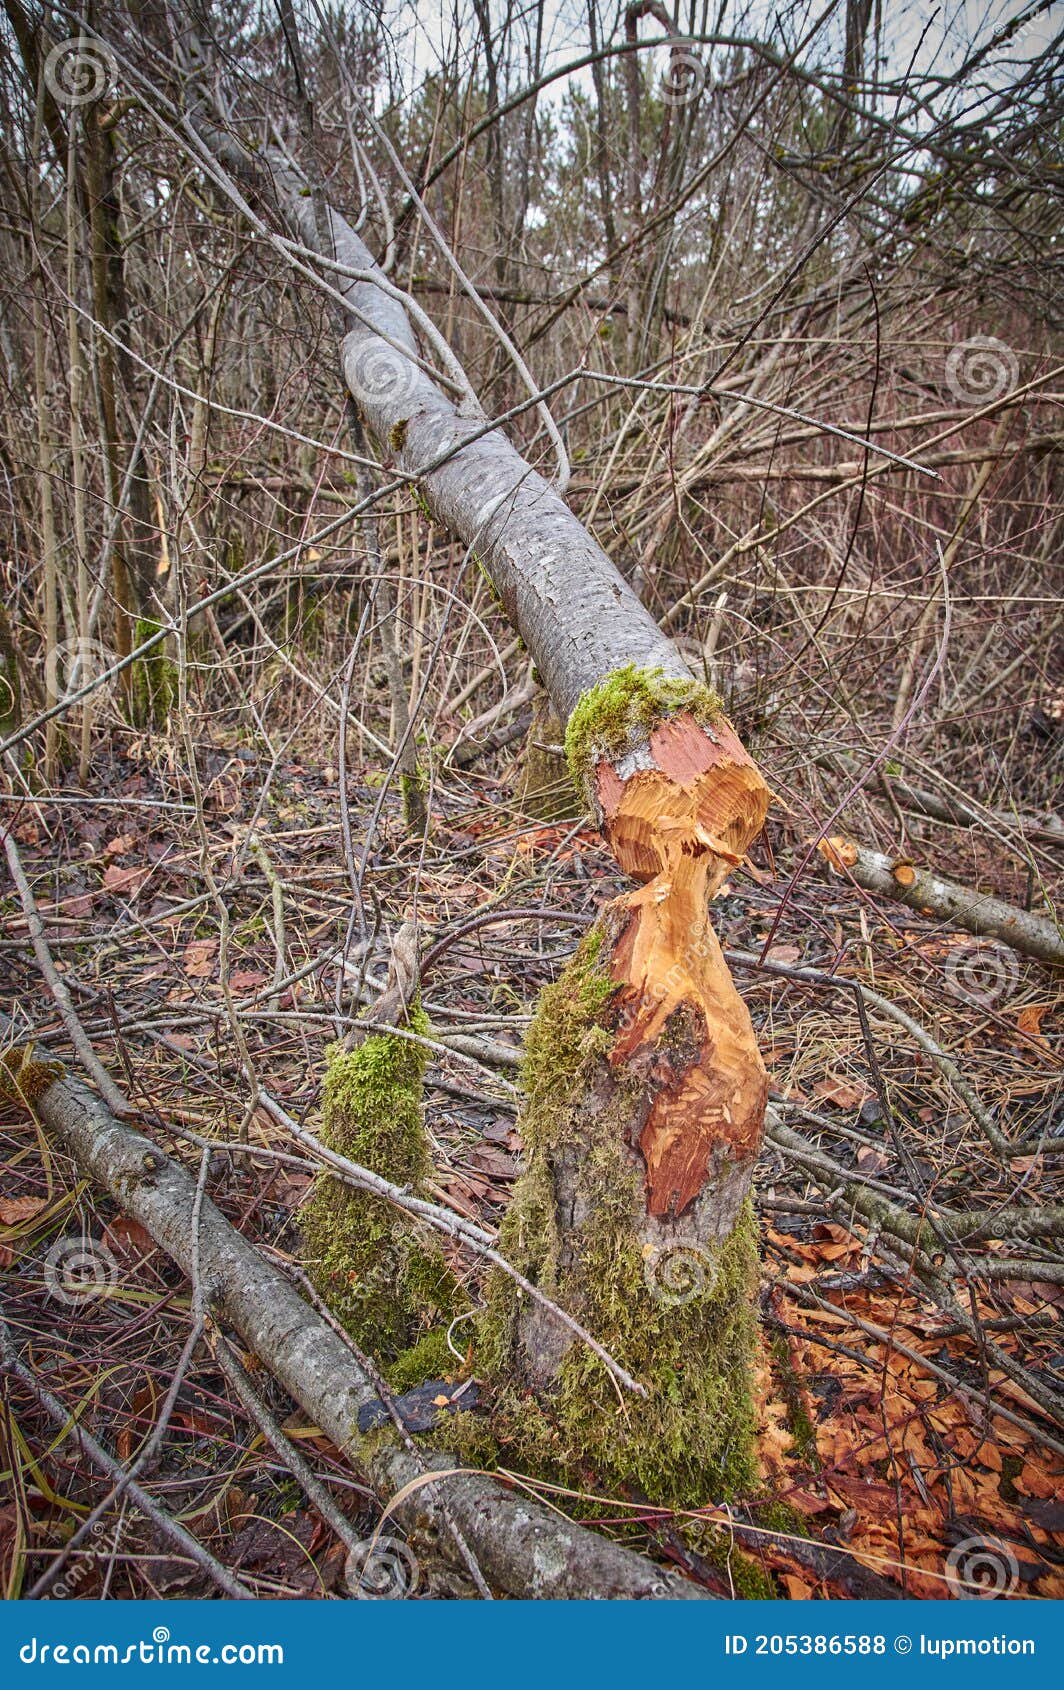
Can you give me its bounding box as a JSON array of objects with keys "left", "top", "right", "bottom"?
[{"left": 83, "top": 96, "right": 170, "bottom": 724}]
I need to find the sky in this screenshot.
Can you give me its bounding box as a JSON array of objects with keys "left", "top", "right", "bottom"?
[{"left": 369, "top": 0, "right": 1062, "bottom": 125}]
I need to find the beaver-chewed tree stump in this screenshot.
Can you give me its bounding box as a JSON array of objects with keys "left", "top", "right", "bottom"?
[{"left": 186, "top": 109, "right": 775, "bottom": 1508}]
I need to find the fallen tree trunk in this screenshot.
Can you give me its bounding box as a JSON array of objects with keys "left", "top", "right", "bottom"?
[
  {"left": 178, "top": 41, "right": 774, "bottom": 1510},
  {"left": 818, "top": 837, "right": 1064, "bottom": 968},
  {"left": 0, "top": 1041, "right": 706, "bottom": 1600}
]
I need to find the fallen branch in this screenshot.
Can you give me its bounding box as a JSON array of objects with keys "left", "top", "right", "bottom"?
[
  {"left": 820, "top": 752, "right": 1064, "bottom": 851},
  {"left": 818, "top": 837, "right": 1064, "bottom": 967}
]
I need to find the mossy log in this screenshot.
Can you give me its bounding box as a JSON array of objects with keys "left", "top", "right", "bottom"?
[{"left": 300, "top": 1005, "right": 465, "bottom": 1389}]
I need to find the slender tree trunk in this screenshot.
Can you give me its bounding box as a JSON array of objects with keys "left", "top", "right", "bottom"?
[
  {"left": 587, "top": 0, "right": 620, "bottom": 278},
  {"left": 0, "top": 602, "right": 19, "bottom": 739},
  {"left": 30, "top": 130, "right": 62, "bottom": 778},
  {"left": 65, "top": 124, "right": 92, "bottom": 782},
  {"left": 83, "top": 97, "right": 171, "bottom": 726}
]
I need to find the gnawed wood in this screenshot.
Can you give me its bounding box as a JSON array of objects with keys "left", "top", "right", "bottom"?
[
  {"left": 595, "top": 712, "right": 769, "bottom": 888},
  {"left": 591, "top": 710, "right": 771, "bottom": 1216}
]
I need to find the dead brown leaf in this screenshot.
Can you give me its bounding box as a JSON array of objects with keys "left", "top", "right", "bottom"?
[{"left": 0, "top": 1194, "right": 47, "bottom": 1226}]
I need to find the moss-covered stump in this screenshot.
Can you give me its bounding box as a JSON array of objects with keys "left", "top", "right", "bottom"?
[
  {"left": 130, "top": 618, "right": 176, "bottom": 729},
  {"left": 300, "top": 1009, "right": 464, "bottom": 1384},
  {"left": 517, "top": 690, "right": 580, "bottom": 820},
  {"left": 467, "top": 663, "right": 772, "bottom": 1506},
  {"left": 473, "top": 930, "right": 762, "bottom": 1508}
]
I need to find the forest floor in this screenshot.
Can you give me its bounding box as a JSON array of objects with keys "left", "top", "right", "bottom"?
[{"left": 1, "top": 727, "right": 1062, "bottom": 1599}]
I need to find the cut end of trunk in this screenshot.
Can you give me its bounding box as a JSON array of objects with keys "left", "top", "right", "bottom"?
[
  {"left": 594, "top": 710, "right": 770, "bottom": 893},
  {"left": 603, "top": 849, "right": 767, "bottom": 1218},
  {"left": 564, "top": 669, "right": 772, "bottom": 1219}
]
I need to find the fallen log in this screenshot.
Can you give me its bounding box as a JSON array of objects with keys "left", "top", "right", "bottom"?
[
  {"left": 0, "top": 1039, "right": 707, "bottom": 1600},
  {"left": 182, "top": 44, "right": 773, "bottom": 1508},
  {"left": 817, "top": 837, "right": 1064, "bottom": 968}
]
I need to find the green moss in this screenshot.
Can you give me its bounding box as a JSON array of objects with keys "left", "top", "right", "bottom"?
[
  {"left": 389, "top": 418, "right": 409, "bottom": 453},
  {"left": 0, "top": 1044, "right": 65, "bottom": 1108},
  {"left": 441, "top": 1408, "right": 500, "bottom": 1468},
  {"left": 385, "top": 1327, "right": 457, "bottom": 1394},
  {"left": 515, "top": 929, "right": 613, "bottom": 1149},
  {"left": 564, "top": 664, "right": 724, "bottom": 802},
  {"left": 471, "top": 551, "right": 504, "bottom": 609},
  {"left": 399, "top": 769, "right": 428, "bottom": 834},
  {"left": 301, "top": 1007, "right": 465, "bottom": 1360},
  {"left": 768, "top": 1334, "right": 819, "bottom": 1465},
  {"left": 518, "top": 695, "right": 580, "bottom": 821},
  {"left": 752, "top": 1498, "right": 809, "bottom": 1541},
  {"left": 705, "top": 1531, "right": 777, "bottom": 1598},
  {"left": 130, "top": 618, "right": 175, "bottom": 729},
  {"left": 473, "top": 929, "right": 761, "bottom": 1512},
  {"left": 1000, "top": 1452, "right": 1023, "bottom": 1504}
]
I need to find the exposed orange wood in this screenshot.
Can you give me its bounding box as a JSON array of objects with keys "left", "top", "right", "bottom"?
[
  {"left": 818, "top": 835, "right": 859, "bottom": 871},
  {"left": 592, "top": 711, "right": 771, "bottom": 1217}
]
